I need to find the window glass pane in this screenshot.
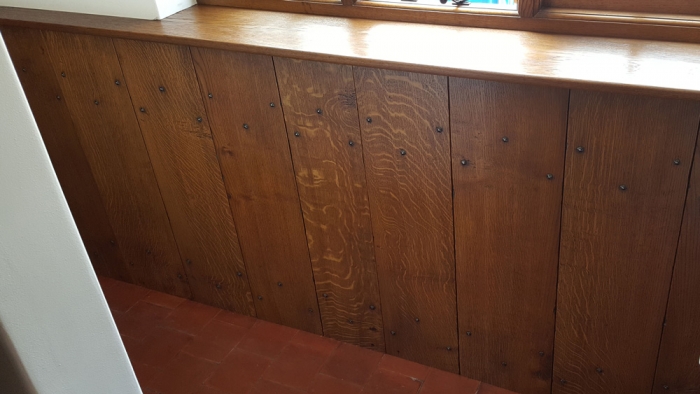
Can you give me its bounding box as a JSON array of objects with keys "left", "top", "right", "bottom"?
[{"left": 365, "top": 0, "right": 516, "bottom": 11}]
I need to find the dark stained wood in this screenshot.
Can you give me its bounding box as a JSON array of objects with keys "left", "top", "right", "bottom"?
[
  {"left": 543, "top": 0, "right": 699, "bottom": 16},
  {"left": 41, "top": 31, "right": 190, "bottom": 297},
  {"left": 553, "top": 90, "right": 700, "bottom": 394},
  {"left": 354, "top": 67, "right": 458, "bottom": 372},
  {"left": 2, "top": 27, "right": 129, "bottom": 282},
  {"left": 112, "top": 39, "right": 254, "bottom": 315},
  {"left": 450, "top": 78, "right": 568, "bottom": 393},
  {"left": 2, "top": 7, "right": 700, "bottom": 99},
  {"left": 653, "top": 135, "right": 700, "bottom": 394},
  {"left": 518, "top": 0, "right": 543, "bottom": 18},
  {"left": 190, "top": 47, "right": 322, "bottom": 333},
  {"left": 274, "top": 57, "right": 384, "bottom": 348}
]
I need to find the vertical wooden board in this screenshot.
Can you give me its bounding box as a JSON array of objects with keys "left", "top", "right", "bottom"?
[
  {"left": 42, "top": 31, "right": 190, "bottom": 297},
  {"left": 2, "top": 27, "right": 129, "bottom": 281},
  {"left": 354, "top": 67, "right": 458, "bottom": 372},
  {"left": 553, "top": 90, "right": 700, "bottom": 394},
  {"left": 274, "top": 57, "right": 384, "bottom": 348},
  {"left": 653, "top": 135, "right": 700, "bottom": 394},
  {"left": 112, "top": 40, "right": 254, "bottom": 315},
  {"left": 190, "top": 47, "right": 322, "bottom": 333},
  {"left": 450, "top": 79, "right": 568, "bottom": 393}
]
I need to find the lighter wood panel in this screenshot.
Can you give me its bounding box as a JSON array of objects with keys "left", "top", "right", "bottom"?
[
  {"left": 553, "top": 90, "right": 700, "bottom": 394},
  {"left": 2, "top": 27, "right": 129, "bottom": 281},
  {"left": 274, "top": 57, "right": 384, "bottom": 348},
  {"left": 451, "top": 78, "right": 568, "bottom": 393},
  {"left": 653, "top": 135, "right": 700, "bottom": 394},
  {"left": 191, "top": 48, "right": 322, "bottom": 333},
  {"left": 354, "top": 67, "right": 458, "bottom": 372},
  {"left": 112, "top": 39, "right": 253, "bottom": 314},
  {"left": 42, "top": 31, "right": 190, "bottom": 297}
]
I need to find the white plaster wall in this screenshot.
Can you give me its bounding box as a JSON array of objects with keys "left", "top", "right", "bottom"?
[
  {"left": 0, "top": 0, "right": 195, "bottom": 19},
  {"left": 0, "top": 34, "right": 142, "bottom": 394}
]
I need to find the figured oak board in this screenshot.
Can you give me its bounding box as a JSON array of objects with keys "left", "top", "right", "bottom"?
[
  {"left": 354, "top": 67, "right": 458, "bottom": 372},
  {"left": 1, "top": 27, "right": 129, "bottom": 282},
  {"left": 112, "top": 39, "right": 253, "bottom": 314},
  {"left": 553, "top": 90, "right": 700, "bottom": 394},
  {"left": 274, "top": 57, "right": 384, "bottom": 348},
  {"left": 653, "top": 135, "right": 700, "bottom": 394},
  {"left": 41, "top": 31, "right": 190, "bottom": 297},
  {"left": 191, "top": 47, "right": 322, "bottom": 333},
  {"left": 450, "top": 78, "right": 568, "bottom": 393}
]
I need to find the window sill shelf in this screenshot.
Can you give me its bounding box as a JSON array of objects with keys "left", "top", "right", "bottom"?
[{"left": 1, "top": 4, "right": 699, "bottom": 99}]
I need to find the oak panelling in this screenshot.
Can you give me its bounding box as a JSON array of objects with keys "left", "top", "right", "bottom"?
[
  {"left": 40, "top": 31, "right": 190, "bottom": 297},
  {"left": 354, "top": 67, "right": 458, "bottom": 372},
  {"left": 450, "top": 79, "right": 568, "bottom": 393},
  {"left": 653, "top": 135, "right": 700, "bottom": 394},
  {"left": 190, "top": 47, "right": 322, "bottom": 333},
  {"left": 2, "top": 27, "right": 129, "bottom": 281},
  {"left": 553, "top": 91, "right": 700, "bottom": 394},
  {"left": 112, "top": 39, "right": 254, "bottom": 314},
  {"left": 274, "top": 57, "right": 384, "bottom": 348}
]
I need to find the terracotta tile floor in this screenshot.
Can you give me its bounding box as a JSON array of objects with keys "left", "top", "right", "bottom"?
[{"left": 99, "top": 276, "right": 517, "bottom": 394}]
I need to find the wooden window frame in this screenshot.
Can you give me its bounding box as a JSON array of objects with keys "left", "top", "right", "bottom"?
[{"left": 197, "top": 0, "right": 700, "bottom": 43}]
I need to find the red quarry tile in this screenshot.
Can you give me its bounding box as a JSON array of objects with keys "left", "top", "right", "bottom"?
[
  {"left": 215, "top": 309, "right": 256, "bottom": 329},
  {"left": 143, "top": 290, "right": 186, "bottom": 310},
  {"left": 378, "top": 354, "right": 430, "bottom": 382},
  {"left": 141, "top": 387, "right": 159, "bottom": 394},
  {"left": 420, "top": 368, "right": 481, "bottom": 394},
  {"left": 164, "top": 300, "right": 219, "bottom": 335},
  {"left": 249, "top": 379, "right": 306, "bottom": 394},
  {"left": 206, "top": 349, "right": 271, "bottom": 394},
  {"left": 128, "top": 326, "right": 194, "bottom": 367},
  {"left": 182, "top": 319, "right": 247, "bottom": 362},
  {"left": 308, "top": 374, "right": 363, "bottom": 394},
  {"left": 102, "top": 280, "right": 150, "bottom": 312},
  {"left": 120, "top": 334, "right": 142, "bottom": 358},
  {"left": 262, "top": 343, "right": 328, "bottom": 389},
  {"left": 131, "top": 362, "right": 162, "bottom": 387},
  {"left": 236, "top": 320, "right": 298, "bottom": 359},
  {"left": 361, "top": 368, "right": 422, "bottom": 394},
  {"left": 149, "top": 353, "right": 218, "bottom": 394},
  {"left": 477, "top": 383, "right": 518, "bottom": 394},
  {"left": 320, "top": 342, "right": 383, "bottom": 385},
  {"left": 290, "top": 329, "right": 340, "bottom": 357},
  {"left": 97, "top": 275, "right": 118, "bottom": 290},
  {"left": 192, "top": 385, "right": 232, "bottom": 394},
  {"left": 114, "top": 301, "right": 172, "bottom": 340}
]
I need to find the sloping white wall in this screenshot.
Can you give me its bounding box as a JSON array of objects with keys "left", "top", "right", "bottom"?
[
  {"left": 0, "top": 31, "right": 141, "bottom": 394},
  {"left": 0, "top": 0, "right": 195, "bottom": 19}
]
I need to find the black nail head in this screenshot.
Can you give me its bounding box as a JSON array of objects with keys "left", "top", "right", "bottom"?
[
  {"left": 316, "top": 108, "right": 322, "bottom": 114},
  {"left": 596, "top": 368, "right": 603, "bottom": 373},
  {"left": 177, "top": 273, "right": 182, "bottom": 279},
  {"left": 236, "top": 271, "right": 243, "bottom": 277},
  {"left": 502, "top": 137, "right": 509, "bottom": 142},
  {"left": 258, "top": 295, "right": 263, "bottom": 300},
  {"left": 391, "top": 331, "right": 396, "bottom": 335},
  {"left": 415, "top": 318, "right": 420, "bottom": 322},
  {"left": 447, "top": 346, "right": 452, "bottom": 351},
  {"left": 369, "top": 305, "right": 376, "bottom": 310},
  {"left": 140, "top": 108, "right": 146, "bottom": 113},
  {"left": 461, "top": 159, "right": 468, "bottom": 166},
  {"left": 294, "top": 131, "right": 300, "bottom": 137},
  {"left": 366, "top": 117, "right": 372, "bottom": 123},
  {"left": 61, "top": 72, "right": 66, "bottom": 77},
  {"left": 270, "top": 103, "right": 275, "bottom": 107},
  {"left": 56, "top": 96, "right": 61, "bottom": 100},
  {"left": 208, "top": 93, "right": 213, "bottom": 98},
  {"left": 619, "top": 185, "right": 627, "bottom": 191},
  {"left": 322, "top": 293, "right": 328, "bottom": 298},
  {"left": 576, "top": 146, "right": 585, "bottom": 153},
  {"left": 547, "top": 174, "right": 554, "bottom": 180},
  {"left": 400, "top": 149, "right": 406, "bottom": 156},
  {"left": 539, "top": 351, "right": 544, "bottom": 356},
  {"left": 663, "top": 385, "right": 669, "bottom": 390},
  {"left": 159, "top": 87, "right": 165, "bottom": 92},
  {"left": 502, "top": 362, "right": 507, "bottom": 366},
  {"left": 115, "top": 80, "right": 121, "bottom": 86},
  {"left": 561, "top": 380, "right": 567, "bottom": 385},
  {"left": 110, "top": 240, "right": 115, "bottom": 245},
  {"left": 94, "top": 100, "right": 99, "bottom": 105},
  {"left": 349, "top": 320, "right": 354, "bottom": 324},
  {"left": 186, "top": 259, "right": 192, "bottom": 264},
  {"left": 349, "top": 141, "right": 354, "bottom": 146},
  {"left": 216, "top": 283, "right": 221, "bottom": 289},
  {"left": 308, "top": 308, "right": 314, "bottom": 312},
  {"left": 466, "top": 331, "right": 472, "bottom": 336},
  {"left": 277, "top": 282, "right": 283, "bottom": 286},
  {"left": 436, "top": 127, "right": 443, "bottom": 133},
  {"left": 243, "top": 124, "right": 249, "bottom": 129},
  {"left": 674, "top": 159, "right": 681, "bottom": 165},
  {"left": 197, "top": 117, "right": 203, "bottom": 123}
]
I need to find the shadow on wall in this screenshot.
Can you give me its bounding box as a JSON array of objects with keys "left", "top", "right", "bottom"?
[{"left": 0, "top": 320, "right": 36, "bottom": 394}]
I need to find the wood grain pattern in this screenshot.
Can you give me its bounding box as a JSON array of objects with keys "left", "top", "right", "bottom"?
[
  {"left": 190, "top": 47, "right": 322, "bottom": 333},
  {"left": 450, "top": 78, "right": 568, "bottom": 393},
  {"left": 518, "top": 0, "right": 542, "bottom": 18},
  {"left": 41, "top": 31, "right": 190, "bottom": 297},
  {"left": 112, "top": 39, "right": 254, "bottom": 314},
  {"left": 2, "top": 27, "right": 129, "bottom": 282},
  {"left": 274, "top": 57, "right": 384, "bottom": 348},
  {"left": 553, "top": 90, "right": 700, "bottom": 394},
  {"left": 653, "top": 135, "right": 700, "bottom": 394},
  {"left": 2, "top": 6, "right": 700, "bottom": 98},
  {"left": 543, "top": 0, "right": 699, "bottom": 16},
  {"left": 354, "top": 67, "right": 458, "bottom": 372}
]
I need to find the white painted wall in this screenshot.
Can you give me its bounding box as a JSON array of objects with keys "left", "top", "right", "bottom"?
[
  {"left": 0, "top": 32, "right": 141, "bottom": 394},
  {"left": 0, "top": 0, "right": 195, "bottom": 19}
]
